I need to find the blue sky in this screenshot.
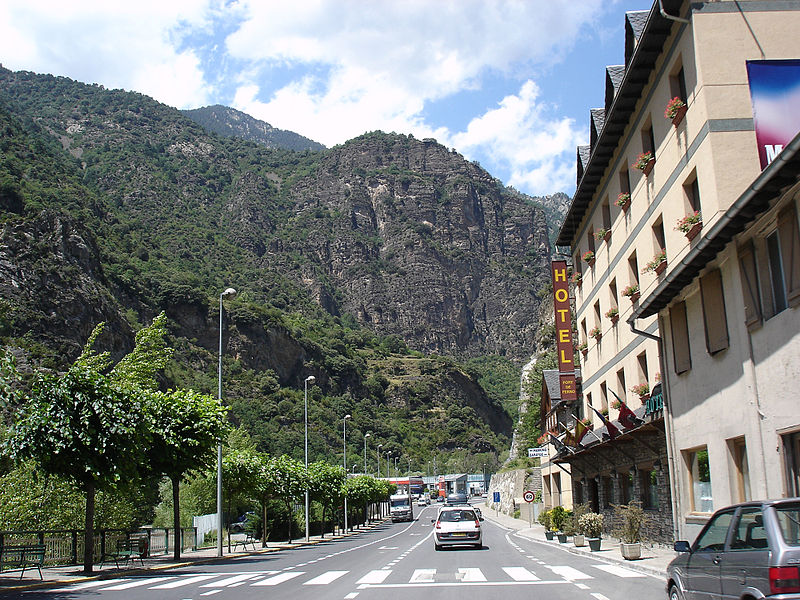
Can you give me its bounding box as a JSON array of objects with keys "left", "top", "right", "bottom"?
[{"left": 0, "top": 0, "right": 649, "bottom": 197}]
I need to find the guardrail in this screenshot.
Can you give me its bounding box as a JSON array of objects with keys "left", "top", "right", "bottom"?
[{"left": 0, "top": 528, "right": 196, "bottom": 566}]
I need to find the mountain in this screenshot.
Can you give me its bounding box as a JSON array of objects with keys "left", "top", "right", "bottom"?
[
  {"left": 0, "top": 67, "right": 560, "bottom": 470},
  {"left": 182, "top": 105, "right": 325, "bottom": 152}
]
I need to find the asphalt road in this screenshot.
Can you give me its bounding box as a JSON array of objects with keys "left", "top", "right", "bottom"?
[{"left": 19, "top": 505, "right": 666, "bottom": 600}]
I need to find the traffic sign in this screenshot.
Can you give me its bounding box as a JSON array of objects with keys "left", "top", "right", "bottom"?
[
  {"left": 493, "top": 491, "right": 500, "bottom": 503},
  {"left": 523, "top": 490, "right": 535, "bottom": 503},
  {"left": 528, "top": 446, "right": 549, "bottom": 458}
]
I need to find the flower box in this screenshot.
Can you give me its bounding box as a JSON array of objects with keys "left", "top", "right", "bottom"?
[
  {"left": 676, "top": 211, "right": 702, "bottom": 241},
  {"left": 616, "top": 193, "right": 631, "bottom": 211},
  {"left": 685, "top": 221, "right": 702, "bottom": 241},
  {"left": 622, "top": 284, "right": 640, "bottom": 303},
  {"left": 631, "top": 383, "right": 650, "bottom": 399},
  {"left": 589, "top": 326, "right": 602, "bottom": 341},
  {"left": 571, "top": 272, "right": 582, "bottom": 287},
  {"left": 594, "top": 228, "right": 611, "bottom": 243},
  {"left": 582, "top": 251, "right": 595, "bottom": 266},
  {"left": 605, "top": 307, "right": 619, "bottom": 325},
  {"left": 633, "top": 152, "right": 655, "bottom": 175},
  {"left": 643, "top": 250, "right": 667, "bottom": 275},
  {"left": 665, "top": 97, "right": 687, "bottom": 127},
  {"left": 655, "top": 261, "right": 667, "bottom": 276}
]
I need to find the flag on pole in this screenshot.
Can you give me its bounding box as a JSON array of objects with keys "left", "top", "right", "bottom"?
[
  {"left": 563, "top": 419, "right": 590, "bottom": 447},
  {"left": 590, "top": 405, "right": 620, "bottom": 439},
  {"left": 548, "top": 433, "right": 573, "bottom": 455},
  {"left": 610, "top": 389, "right": 644, "bottom": 430}
]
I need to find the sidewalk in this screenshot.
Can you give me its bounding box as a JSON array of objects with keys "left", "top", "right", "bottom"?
[
  {"left": 0, "top": 520, "right": 390, "bottom": 594},
  {"left": 480, "top": 503, "right": 675, "bottom": 580}
]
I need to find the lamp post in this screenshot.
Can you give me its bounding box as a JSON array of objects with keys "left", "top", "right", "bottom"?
[
  {"left": 377, "top": 444, "right": 383, "bottom": 478},
  {"left": 363, "top": 433, "right": 371, "bottom": 474},
  {"left": 394, "top": 456, "right": 398, "bottom": 476},
  {"left": 343, "top": 414, "right": 351, "bottom": 532},
  {"left": 304, "top": 375, "right": 315, "bottom": 543},
  {"left": 217, "top": 287, "right": 236, "bottom": 558},
  {"left": 386, "top": 451, "right": 392, "bottom": 478}
]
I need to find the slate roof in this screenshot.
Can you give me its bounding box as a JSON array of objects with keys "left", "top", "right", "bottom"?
[
  {"left": 542, "top": 368, "right": 582, "bottom": 410},
  {"left": 625, "top": 10, "right": 650, "bottom": 66},
  {"left": 604, "top": 65, "right": 626, "bottom": 112},
  {"left": 632, "top": 130, "right": 800, "bottom": 319},
  {"left": 590, "top": 108, "right": 606, "bottom": 149},
  {"left": 577, "top": 145, "right": 591, "bottom": 185},
  {"left": 557, "top": 0, "right": 684, "bottom": 247}
]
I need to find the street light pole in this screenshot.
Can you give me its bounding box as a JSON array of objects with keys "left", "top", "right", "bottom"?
[
  {"left": 343, "top": 414, "right": 351, "bottom": 532},
  {"left": 304, "top": 375, "right": 315, "bottom": 543},
  {"left": 377, "top": 444, "right": 383, "bottom": 478},
  {"left": 217, "top": 287, "right": 236, "bottom": 558},
  {"left": 363, "top": 433, "right": 371, "bottom": 474}
]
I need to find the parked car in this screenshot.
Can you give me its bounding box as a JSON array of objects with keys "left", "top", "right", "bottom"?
[
  {"left": 666, "top": 498, "right": 800, "bottom": 600},
  {"left": 432, "top": 506, "right": 482, "bottom": 550},
  {"left": 230, "top": 512, "right": 257, "bottom": 533},
  {"left": 417, "top": 496, "right": 430, "bottom": 506},
  {"left": 444, "top": 493, "right": 469, "bottom": 506}
]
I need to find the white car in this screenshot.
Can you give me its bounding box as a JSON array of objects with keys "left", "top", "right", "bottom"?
[
  {"left": 432, "top": 506, "right": 482, "bottom": 550},
  {"left": 417, "top": 496, "right": 429, "bottom": 506}
]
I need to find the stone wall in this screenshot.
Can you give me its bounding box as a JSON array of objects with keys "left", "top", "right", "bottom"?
[{"left": 487, "top": 467, "right": 541, "bottom": 516}]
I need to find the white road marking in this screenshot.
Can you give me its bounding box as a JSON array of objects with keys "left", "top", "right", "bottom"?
[
  {"left": 102, "top": 577, "right": 173, "bottom": 590},
  {"left": 344, "top": 593, "right": 359, "bottom": 599},
  {"left": 409, "top": 568, "right": 436, "bottom": 583},
  {"left": 593, "top": 564, "right": 646, "bottom": 578},
  {"left": 251, "top": 571, "right": 305, "bottom": 586},
  {"left": 592, "top": 594, "right": 611, "bottom": 600},
  {"left": 200, "top": 573, "right": 260, "bottom": 587},
  {"left": 378, "top": 546, "right": 398, "bottom": 549},
  {"left": 200, "top": 590, "right": 222, "bottom": 596},
  {"left": 548, "top": 565, "right": 593, "bottom": 580},
  {"left": 576, "top": 583, "right": 590, "bottom": 589},
  {"left": 52, "top": 580, "right": 121, "bottom": 591},
  {"left": 304, "top": 570, "right": 348, "bottom": 585},
  {"left": 503, "top": 566, "right": 540, "bottom": 581},
  {"left": 150, "top": 575, "right": 220, "bottom": 588},
  {"left": 357, "top": 570, "right": 392, "bottom": 584},
  {"left": 457, "top": 568, "right": 486, "bottom": 582}
]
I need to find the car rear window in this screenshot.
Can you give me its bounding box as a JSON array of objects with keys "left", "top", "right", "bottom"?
[
  {"left": 775, "top": 504, "right": 800, "bottom": 546},
  {"left": 439, "top": 510, "right": 476, "bottom": 522}
]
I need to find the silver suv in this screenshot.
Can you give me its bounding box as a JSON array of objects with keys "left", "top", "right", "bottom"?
[{"left": 666, "top": 498, "right": 800, "bottom": 599}]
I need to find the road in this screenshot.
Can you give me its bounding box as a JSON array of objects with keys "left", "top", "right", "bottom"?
[{"left": 17, "top": 504, "right": 666, "bottom": 600}]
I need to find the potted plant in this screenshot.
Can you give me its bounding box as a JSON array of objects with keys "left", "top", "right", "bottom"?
[
  {"left": 676, "top": 210, "right": 702, "bottom": 241},
  {"left": 550, "top": 506, "right": 569, "bottom": 542},
  {"left": 566, "top": 503, "right": 590, "bottom": 547},
  {"left": 577, "top": 341, "right": 588, "bottom": 356},
  {"left": 631, "top": 383, "right": 650, "bottom": 400},
  {"left": 571, "top": 271, "right": 582, "bottom": 287},
  {"left": 622, "top": 283, "right": 640, "bottom": 302},
  {"left": 594, "top": 227, "right": 611, "bottom": 243},
  {"left": 579, "top": 512, "right": 604, "bottom": 551},
  {"left": 665, "top": 96, "right": 687, "bottom": 126},
  {"left": 589, "top": 326, "right": 602, "bottom": 341},
  {"left": 633, "top": 151, "right": 655, "bottom": 175},
  {"left": 642, "top": 249, "right": 667, "bottom": 275},
  {"left": 613, "top": 501, "right": 648, "bottom": 560},
  {"left": 582, "top": 250, "right": 595, "bottom": 266},
  {"left": 538, "top": 509, "right": 554, "bottom": 540},
  {"left": 605, "top": 307, "right": 619, "bottom": 324},
  {"left": 616, "top": 192, "right": 631, "bottom": 211}
]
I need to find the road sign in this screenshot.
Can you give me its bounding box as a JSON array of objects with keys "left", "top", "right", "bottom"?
[
  {"left": 492, "top": 491, "right": 500, "bottom": 503},
  {"left": 528, "top": 446, "right": 549, "bottom": 458},
  {"left": 523, "top": 490, "right": 535, "bottom": 503}
]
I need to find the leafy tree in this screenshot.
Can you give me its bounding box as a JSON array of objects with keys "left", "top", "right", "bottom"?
[
  {"left": 307, "top": 461, "right": 345, "bottom": 537},
  {"left": 270, "top": 454, "right": 307, "bottom": 542},
  {"left": 221, "top": 448, "right": 259, "bottom": 551}
]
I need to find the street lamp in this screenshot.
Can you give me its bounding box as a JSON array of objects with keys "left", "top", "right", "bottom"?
[
  {"left": 386, "top": 451, "right": 392, "bottom": 478},
  {"left": 377, "top": 444, "right": 383, "bottom": 478},
  {"left": 343, "top": 414, "right": 351, "bottom": 532},
  {"left": 363, "top": 433, "right": 371, "bottom": 474},
  {"left": 394, "top": 456, "right": 398, "bottom": 476},
  {"left": 217, "top": 287, "right": 236, "bottom": 557},
  {"left": 304, "top": 374, "right": 316, "bottom": 543}
]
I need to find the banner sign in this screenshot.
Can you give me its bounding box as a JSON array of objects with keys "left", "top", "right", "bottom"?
[
  {"left": 551, "top": 260, "right": 577, "bottom": 401},
  {"left": 528, "top": 447, "right": 549, "bottom": 458},
  {"left": 746, "top": 60, "right": 800, "bottom": 169}
]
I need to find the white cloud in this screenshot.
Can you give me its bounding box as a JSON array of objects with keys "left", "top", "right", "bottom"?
[{"left": 0, "top": 0, "right": 214, "bottom": 108}]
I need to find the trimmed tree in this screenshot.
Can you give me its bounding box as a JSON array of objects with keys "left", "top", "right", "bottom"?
[
  {"left": 307, "top": 461, "right": 346, "bottom": 537},
  {"left": 271, "top": 455, "right": 307, "bottom": 543}
]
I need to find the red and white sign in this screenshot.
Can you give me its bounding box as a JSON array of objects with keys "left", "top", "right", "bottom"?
[{"left": 523, "top": 491, "right": 535, "bottom": 503}]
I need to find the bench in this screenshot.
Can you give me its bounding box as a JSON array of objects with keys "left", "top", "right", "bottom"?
[
  {"left": 232, "top": 529, "right": 258, "bottom": 552},
  {"left": 101, "top": 538, "right": 146, "bottom": 569},
  {"left": 0, "top": 544, "right": 46, "bottom": 579}
]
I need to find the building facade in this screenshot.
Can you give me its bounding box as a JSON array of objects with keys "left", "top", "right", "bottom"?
[{"left": 556, "top": 0, "right": 800, "bottom": 542}]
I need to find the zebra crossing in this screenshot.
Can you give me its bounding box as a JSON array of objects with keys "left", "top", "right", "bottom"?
[{"left": 48, "top": 562, "right": 645, "bottom": 593}]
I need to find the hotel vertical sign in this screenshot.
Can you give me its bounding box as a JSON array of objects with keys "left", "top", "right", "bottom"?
[{"left": 551, "top": 260, "right": 577, "bottom": 401}]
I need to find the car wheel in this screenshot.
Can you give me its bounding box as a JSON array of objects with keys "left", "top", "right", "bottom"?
[{"left": 668, "top": 584, "right": 683, "bottom": 600}]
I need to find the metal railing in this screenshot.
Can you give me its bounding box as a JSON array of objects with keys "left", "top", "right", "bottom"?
[{"left": 0, "top": 528, "right": 197, "bottom": 566}]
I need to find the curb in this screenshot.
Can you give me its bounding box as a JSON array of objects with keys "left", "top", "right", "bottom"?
[{"left": 0, "top": 518, "right": 390, "bottom": 594}]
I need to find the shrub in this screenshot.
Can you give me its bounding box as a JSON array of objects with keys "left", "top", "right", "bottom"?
[
  {"left": 537, "top": 509, "right": 552, "bottom": 529},
  {"left": 579, "top": 512, "right": 605, "bottom": 538},
  {"left": 550, "top": 506, "right": 570, "bottom": 531},
  {"left": 564, "top": 503, "right": 590, "bottom": 535},
  {"left": 613, "top": 501, "right": 648, "bottom": 544}
]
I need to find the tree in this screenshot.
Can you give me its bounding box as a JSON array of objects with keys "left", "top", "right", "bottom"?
[
  {"left": 270, "top": 455, "right": 307, "bottom": 543},
  {"left": 144, "top": 388, "right": 227, "bottom": 560},
  {"left": 307, "top": 461, "right": 345, "bottom": 537},
  {"left": 7, "top": 365, "right": 147, "bottom": 573},
  {"left": 222, "top": 449, "right": 259, "bottom": 552}
]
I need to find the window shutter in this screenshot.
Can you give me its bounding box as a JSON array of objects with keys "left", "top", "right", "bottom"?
[
  {"left": 670, "top": 301, "right": 691, "bottom": 374},
  {"left": 738, "top": 242, "right": 762, "bottom": 326},
  {"left": 778, "top": 203, "right": 800, "bottom": 305},
  {"left": 700, "top": 269, "right": 729, "bottom": 354}
]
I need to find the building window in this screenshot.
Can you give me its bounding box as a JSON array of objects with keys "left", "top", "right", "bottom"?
[
  {"left": 729, "top": 437, "right": 751, "bottom": 503},
  {"left": 616, "top": 368, "right": 626, "bottom": 404},
  {"left": 670, "top": 63, "right": 688, "bottom": 104},
  {"left": 686, "top": 446, "right": 713, "bottom": 513},
  {"left": 619, "top": 167, "right": 631, "bottom": 196},
  {"left": 640, "top": 468, "right": 659, "bottom": 510},
  {"left": 700, "top": 268, "right": 730, "bottom": 354},
  {"left": 600, "top": 381, "right": 608, "bottom": 414},
  {"left": 553, "top": 472, "right": 562, "bottom": 506},
  {"left": 587, "top": 228, "right": 596, "bottom": 254},
  {"left": 777, "top": 204, "right": 800, "bottom": 305},
  {"left": 670, "top": 301, "right": 691, "bottom": 374},
  {"left": 620, "top": 471, "right": 633, "bottom": 504},
  {"left": 653, "top": 219, "right": 666, "bottom": 255},
  {"left": 602, "top": 198, "right": 612, "bottom": 231},
  {"left": 628, "top": 251, "right": 640, "bottom": 289},
  {"left": 767, "top": 231, "right": 788, "bottom": 315},
  {"left": 783, "top": 431, "right": 800, "bottom": 497},
  {"left": 738, "top": 241, "right": 762, "bottom": 326},
  {"left": 641, "top": 121, "right": 655, "bottom": 156},
  {"left": 683, "top": 172, "right": 701, "bottom": 213},
  {"left": 637, "top": 352, "right": 649, "bottom": 387},
  {"left": 609, "top": 278, "right": 619, "bottom": 313}
]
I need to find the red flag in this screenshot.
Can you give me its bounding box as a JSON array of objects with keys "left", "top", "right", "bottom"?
[
  {"left": 590, "top": 405, "right": 620, "bottom": 439},
  {"left": 610, "top": 390, "right": 644, "bottom": 430}
]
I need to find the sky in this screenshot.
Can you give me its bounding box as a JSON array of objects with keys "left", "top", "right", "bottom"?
[{"left": 0, "top": 0, "right": 649, "bottom": 197}]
